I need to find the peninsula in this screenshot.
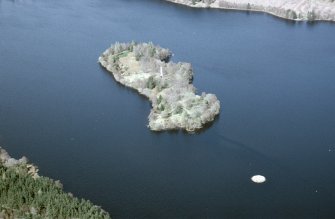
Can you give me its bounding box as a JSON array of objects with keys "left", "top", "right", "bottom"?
[
  {"left": 0, "top": 147, "right": 110, "bottom": 218},
  {"left": 166, "top": 0, "right": 335, "bottom": 22},
  {"left": 99, "top": 42, "right": 220, "bottom": 132}
]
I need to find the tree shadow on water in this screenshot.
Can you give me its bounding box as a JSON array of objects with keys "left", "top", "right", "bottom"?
[{"left": 152, "top": 114, "right": 220, "bottom": 136}]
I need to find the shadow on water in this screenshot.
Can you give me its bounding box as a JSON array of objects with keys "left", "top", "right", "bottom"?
[
  {"left": 307, "top": 20, "right": 318, "bottom": 27},
  {"left": 217, "top": 133, "right": 335, "bottom": 205},
  {"left": 219, "top": 134, "right": 268, "bottom": 159},
  {"left": 217, "top": 133, "right": 296, "bottom": 173},
  {"left": 2, "top": 0, "right": 335, "bottom": 217},
  {"left": 215, "top": 133, "right": 287, "bottom": 173},
  {"left": 152, "top": 114, "right": 220, "bottom": 135}
]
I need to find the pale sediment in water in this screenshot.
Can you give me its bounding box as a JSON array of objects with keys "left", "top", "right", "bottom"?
[
  {"left": 166, "top": 0, "right": 335, "bottom": 22},
  {"left": 99, "top": 42, "right": 220, "bottom": 132}
]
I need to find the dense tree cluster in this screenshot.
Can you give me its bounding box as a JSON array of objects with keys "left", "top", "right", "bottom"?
[
  {"left": 99, "top": 42, "right": 220, "bottom": 132},
  {"left": 0, "top": 148, "right": 110, "bottom": 219},
  {"left": 104, "top": 41, "right": 171, "bottom": 63}
]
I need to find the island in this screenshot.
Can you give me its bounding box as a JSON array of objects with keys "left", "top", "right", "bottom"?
[
  {"left": 0, "top": 147, "right": 110, "bottom": 219},
  {"left": 99, "top": 42, "right": 220, "bottom": 132},
  {"left": 166, "top": 0, "right": 335, "bottom": 22}
]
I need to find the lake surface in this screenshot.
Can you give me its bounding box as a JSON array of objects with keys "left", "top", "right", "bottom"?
[{"left": 1, "top": 0, "right": 335, "bottom": 218}]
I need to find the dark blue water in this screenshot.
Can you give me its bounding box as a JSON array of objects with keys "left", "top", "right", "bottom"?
[{"left": 1, "top": 0, "right": 335, "bottom": 218}]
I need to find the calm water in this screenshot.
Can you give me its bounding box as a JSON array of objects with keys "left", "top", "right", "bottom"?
[{"left": 1, "top": 0, "right": 335, "bottom": 218}]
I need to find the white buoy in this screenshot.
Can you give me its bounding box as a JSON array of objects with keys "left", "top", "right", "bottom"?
[{"left": 251, "top": 175, "right": 266, "bottom": 183}]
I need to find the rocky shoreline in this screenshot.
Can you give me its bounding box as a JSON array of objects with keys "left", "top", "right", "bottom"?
[
  {"left": 166, "top": 0, "right": 335, "bottom": 22},
  {"left": 99, "top": 42, "right": 220, "bottom": 132},
  {"left": 0, "top": 147, "right": 110, "bottom": 218}
]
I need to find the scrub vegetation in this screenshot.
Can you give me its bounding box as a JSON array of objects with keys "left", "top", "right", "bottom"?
[{"left": 99, "top": 42, "right": 220, "bottom": 132}]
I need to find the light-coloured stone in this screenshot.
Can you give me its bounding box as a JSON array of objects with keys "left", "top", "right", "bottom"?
[{"left": 0, "top": 147, "right": 39, "bottom": 179}]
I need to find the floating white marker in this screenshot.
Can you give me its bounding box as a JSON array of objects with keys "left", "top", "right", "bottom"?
[
  {"left": 160, "top": 66, "right": 163, "bottom": 77},
  {"left": 251, "top": 175, "right": 266, "bottom": 183}
]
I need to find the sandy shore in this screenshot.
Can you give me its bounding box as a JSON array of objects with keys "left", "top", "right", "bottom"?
[{"left": 166, "top": 0, "right": 335, "bottom": 22}]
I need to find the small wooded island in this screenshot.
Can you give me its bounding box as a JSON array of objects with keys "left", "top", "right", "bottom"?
[
  {"left": 0, "top": 147, "right": 110, "bottom": 218},
  {"left": 99, "top": 42, "right": 220, "bottom": 132}
]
